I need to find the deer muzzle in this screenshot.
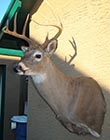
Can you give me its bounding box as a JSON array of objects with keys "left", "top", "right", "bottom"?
[{"left": 13, "top": 62, "right": 29, "bottom": 75}]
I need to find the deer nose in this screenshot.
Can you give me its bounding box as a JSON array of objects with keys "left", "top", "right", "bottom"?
[{"left": 13, "top": 64, "right": 19, "bottom": 73}]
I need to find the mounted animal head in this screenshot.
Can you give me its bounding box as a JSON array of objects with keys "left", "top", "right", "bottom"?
[
  {"left": 2, "top": 12, "right": 77, "bottom": 75},
  {"left": 2, "top": 12, "right": 63, "bottom": 75}
]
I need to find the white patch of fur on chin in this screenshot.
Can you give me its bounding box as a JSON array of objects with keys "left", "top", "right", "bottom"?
[{"left": 32, "top": 73, "right": 47, "bottom": 84}]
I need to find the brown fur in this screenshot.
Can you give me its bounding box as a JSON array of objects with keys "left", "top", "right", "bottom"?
[
  {"left": 3, "top": 11, "right": 105, "bottom": 137},
  {"left": 14, "top": 46, "right": 106, "bottom": 137}
]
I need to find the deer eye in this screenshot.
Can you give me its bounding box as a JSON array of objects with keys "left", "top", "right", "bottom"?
[
  {"left": 33, "top": 51, "right": 42, "bottom": 61},
  {"left": 35, "top": 54, "right": 41, "bottom": 59}
]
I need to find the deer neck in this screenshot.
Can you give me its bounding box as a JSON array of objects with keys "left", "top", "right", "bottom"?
[
  {"left": 31, "top": 58, "right": 70, "bottom": 86},
  {"left": 31, "top": 58, "right": 70, "bottom": 113}
]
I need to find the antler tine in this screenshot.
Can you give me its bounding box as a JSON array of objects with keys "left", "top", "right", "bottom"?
[
  {"left": 13, "top": 12, "right": 17, "bottom": 32},
  {"left": 22, "top": 14, "right": 30, "bottom": 35},
  {"left": 2, "top": 12, "right": 35, "bottom": 47},
  {"left": 67, "top": 37, "right": 77, "bottom": 64},
  {"left": 31, "top": 19, "right": 63, "bottom": 49},
  {"left": 31, "top": 19, "right": 63, "bottom": 40},
  {"left": 42, "top": 23, "right": 63, "bottom": 49},
  {"left": 49, "top": 23, "right": 63, "bottom": 41}
]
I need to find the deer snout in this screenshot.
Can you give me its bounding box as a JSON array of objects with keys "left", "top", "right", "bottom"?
[{"left": 13, "top": 62, "right": 29, "bottom": 75}]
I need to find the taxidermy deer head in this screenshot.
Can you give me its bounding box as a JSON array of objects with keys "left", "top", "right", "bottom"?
[{"left": 2, "top": 12, "right": 106, "bottom": 137}]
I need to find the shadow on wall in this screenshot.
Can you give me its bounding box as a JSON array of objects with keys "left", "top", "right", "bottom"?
[{"left": 27, "top": 52, "right": 110, "bottom": 140}]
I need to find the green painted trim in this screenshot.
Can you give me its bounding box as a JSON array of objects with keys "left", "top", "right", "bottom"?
[
  {"left": 0, "top": 48, "right": 24, "bottom": 57},
  {"left": 8, "top": 0, "right": 22, "bottom": 20}
]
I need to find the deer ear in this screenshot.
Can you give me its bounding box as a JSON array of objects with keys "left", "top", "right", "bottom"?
[
  {"left": 21, "top": 46, "right": 29, "bottom": 52},
  {"left": 45, "top": 40, "right": 57, "bottom": 55}
]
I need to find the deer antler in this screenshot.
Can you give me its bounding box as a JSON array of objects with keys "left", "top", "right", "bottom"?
[
  {"left": 42, "top": 23, "right": 63, "bottom": 49},
  {"left": 65, "top": 37, "right": 77, "bottom": 64},
  {"left": 2, "top": 12, "right": 35, "bottom": 47},
  {"left": 31, "top": 19, "right": 63, "bottom": 49}
]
